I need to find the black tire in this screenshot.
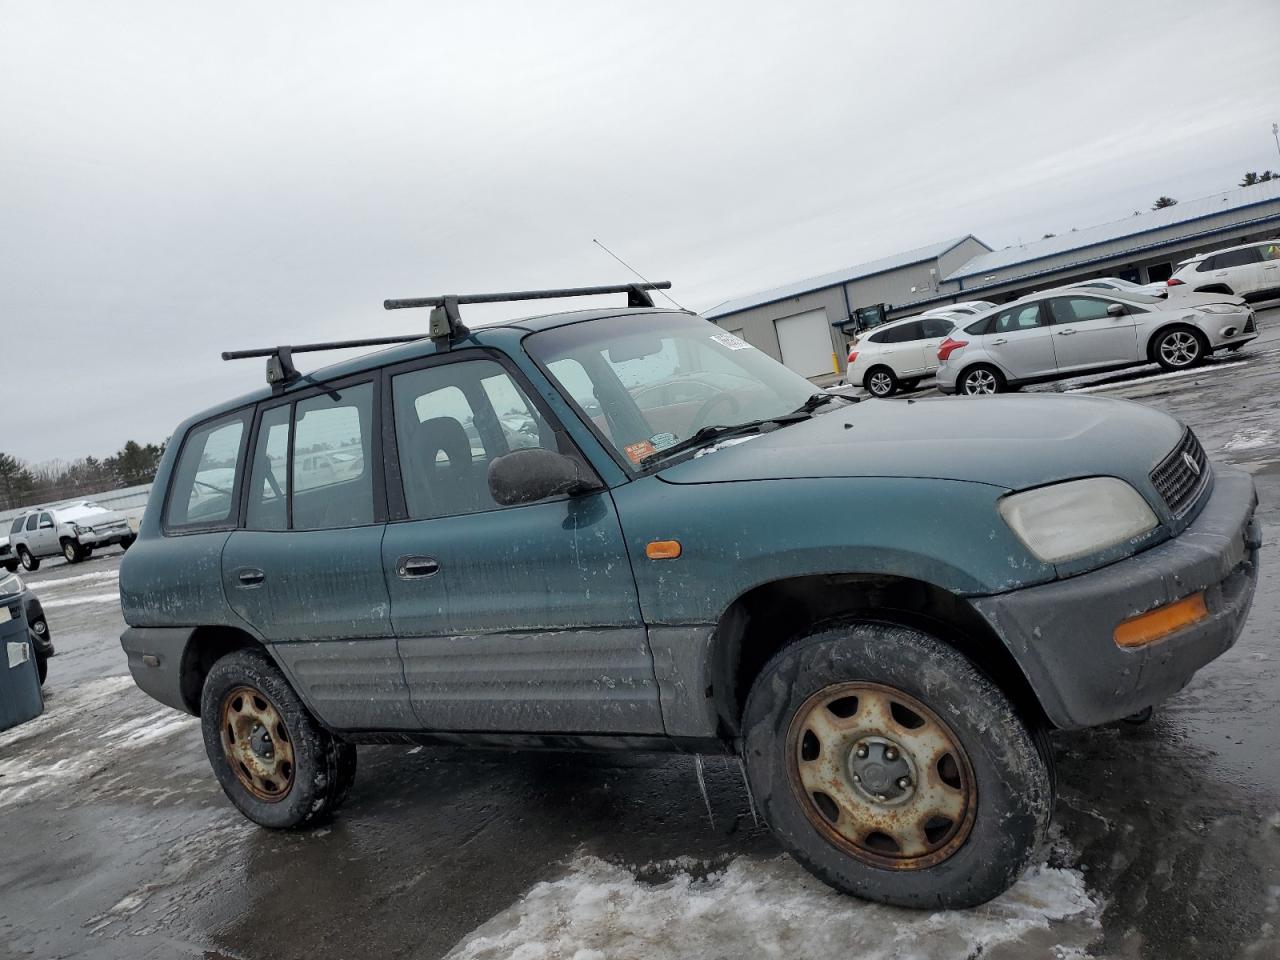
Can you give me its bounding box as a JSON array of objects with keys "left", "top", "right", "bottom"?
[
  {"left": 958, "top": 364, "right": 1005, "bottom": 395},
  {"left": 36, "top": 651, "right": 47, "bottom": 685},
  {"left": 1151, "top": 325, "right": 1207, "bottom": 371},
  {"left": 61, "top": 539, "right": 84, "bottom": 564},
  {"left": 1227, "top": 343, "right": 1245, "bottom": 353},
  {"left": 201, "top": 647, "right": 357, "bottom": 829},
  {"left": 119, "top": 536, "right": 135, "bottom": 551},
  {"left": 1, "top": 560, "right": 16, "bottom": 573},
  {"left": 741, "top": 621, "right": 1053, "bottom": 909},
  {"left": 17, "top": 547, "right": 38, "bottom": 572},
  {"left": 863, "top": 367, "right": 898, "bottom": 398},
  {"left": 900, "top": 378, "right": 921, "bottom": 392}
]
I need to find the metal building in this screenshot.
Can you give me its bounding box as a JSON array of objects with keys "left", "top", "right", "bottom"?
[{"left": 705, "top": 180, "right": 1280, "bottom": 383}]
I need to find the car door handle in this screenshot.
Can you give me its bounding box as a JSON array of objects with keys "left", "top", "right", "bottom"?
[
  {"left": 1055, "top": 328, "right": 1076, "bottom": 336},
  {"left": 991, "top": 338, "right": 1007, "bottom": 345},
  {"left": 396, "top": 555, "right": 440, "bottom": 579},
  {"left": 236, "top": 567, "right": 265, "bottom": 587}
]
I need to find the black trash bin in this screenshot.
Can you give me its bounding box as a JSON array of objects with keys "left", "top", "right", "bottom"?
[{"left": 0, "top": 603, "right": 43, "bottom": 732}]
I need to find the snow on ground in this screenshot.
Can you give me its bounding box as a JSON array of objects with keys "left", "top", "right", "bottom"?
[
  {"left": 39, "top": 590, "right": 123, "bottom": 610},
  {"left": 28, "top": 568, "right": 121, "bottom": 591},
  {"left": 0, "top": 675, "right": 198, "bottom": 810},
  {"left": 1224, "top": 427, "right": 1278, "bottom": 452},
  {"left": 445, "top": 854, "right": 1099, "bottom": 960},
  {"left": 1062, "top": 360, "right": 1248, "bottom": 394}
]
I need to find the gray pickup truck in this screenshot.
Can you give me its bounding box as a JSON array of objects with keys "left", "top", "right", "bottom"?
[{"left": 119, "top": 283, "right": 1260, "bottom": 908}]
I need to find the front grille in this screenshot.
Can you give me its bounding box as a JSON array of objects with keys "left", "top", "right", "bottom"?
[{"left": 1150, "top": 428, "right": 1211, "bottom": 517}]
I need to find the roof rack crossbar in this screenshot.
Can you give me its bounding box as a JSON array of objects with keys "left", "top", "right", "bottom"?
[
  {"left": 221, "top": 335, "right": 425, "bottom": 391},
  {"left": 382, "top": 281, "right": 672, "bottom": 312}
]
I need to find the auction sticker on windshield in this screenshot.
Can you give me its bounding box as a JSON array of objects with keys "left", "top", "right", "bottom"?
[
  {"left": 710, "top": 332, "right": 751, "bottom": 350},
  {"left": 624, "top": 440, "right": 657, "bottom": 464}
]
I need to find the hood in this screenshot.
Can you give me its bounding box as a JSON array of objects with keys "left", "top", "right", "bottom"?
[
  {"left": 64, "top": 508, "right": 129, "bottom": 529},
  {"left": 1166, "top": 290, "right": 1247, "bottom": 308},
  {"left": 658, "top": 394, "right": 1184, "bottom": 493}
]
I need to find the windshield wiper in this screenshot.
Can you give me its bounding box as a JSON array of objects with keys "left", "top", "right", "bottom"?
[
  {"left": 793, "top": 392, "right": 848, "bottom": 414},
  {"left": 638, "top": 407, "right": 821, "bottom": 469}
]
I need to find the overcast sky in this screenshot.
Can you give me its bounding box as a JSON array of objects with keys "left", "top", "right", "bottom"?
[{"left": 3, "top": 0, "right": 1278, "bottom": 462}]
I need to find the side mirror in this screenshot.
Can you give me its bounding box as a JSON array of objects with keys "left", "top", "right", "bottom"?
[
  {"left": 1107, "top": 303, "right": 1126, "bottom": 317},
  {"left": 487, "top": 448, "right": 600, "bottom": 507}
]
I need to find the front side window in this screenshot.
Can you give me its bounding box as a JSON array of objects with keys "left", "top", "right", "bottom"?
[
  {"left": 993, "top": 304, "right": 1045, "bottom": 334},
  {"left": 38, "top": 513, "right": 52, "bottom": 528},
  {"left": 1047, "top": 297, "right": 1113, "bottom": 324},
  {"left": 290, "top": 384, "right": 374, "bottom": 530},
  {"left": 527, "top": 312, "right": 816, "bottom": 469},
  {"left": 165, "top": 416, "right": 246, "bottom": 528},
  {"left": 393, "top": 358, "right": 556, "bottom": 520},
  {"left": 1257, "top": 242, "right": 1280, "bottom": 262}
]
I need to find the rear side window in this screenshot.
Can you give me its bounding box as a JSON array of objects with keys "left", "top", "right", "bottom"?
[
  {"left": 290, "top": 384, "right": 375, "bottom": 530},
  {"left": 165, "top": 416, "right": 247, "bottom": 529},
  {"left": 1214, "top": 247, "right": 1262, "bottom": 269},
  {"left": 920, "top": 317, "right": 954, "bottom": 338},
  {"left": 993, "top": 304, "right": 1045, "bottom": 333},
  {"left": 965, "top": 316, "right": 995, "bottom": 335},
  {"left": 245, "top": 404, "right": 291, "bottom": 530}
]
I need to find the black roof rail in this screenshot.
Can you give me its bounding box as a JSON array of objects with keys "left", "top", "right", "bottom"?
[{"left": 223, "top": 281, "right": 672, "bottom": 390}]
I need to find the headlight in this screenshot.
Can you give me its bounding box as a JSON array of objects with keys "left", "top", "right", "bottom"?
[
  {"left": 1199, "top": 304, "right": 1240, "bottom": 315},
  {"left": 0, "top": 572, "right": 23, "bottom": 598},
  {"left": 998, "top": 477, "right": 1158, "bottom": 563},
  {"left": 75, "top": 524, "right": 92, "bottom": 535}
]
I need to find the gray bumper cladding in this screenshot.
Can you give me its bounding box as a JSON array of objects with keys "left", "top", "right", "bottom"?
[
  {"left": 973, "top": 466, "right": 1261, "bottom": 729},
  {"left": 120, "top": 626, "right": 198, "bottom": 715}
]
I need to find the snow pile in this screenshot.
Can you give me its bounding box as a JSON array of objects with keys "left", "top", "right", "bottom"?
[
  {"left": 445, "top": 854, "right": 1098, "bottom": 960},
  {"left": 1223, "top": 427, "right": 1277, "bottom": 452}
]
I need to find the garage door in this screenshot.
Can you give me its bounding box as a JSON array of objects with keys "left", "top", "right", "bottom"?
[{"left": 774, "top": 310, "right": 833, "bottom": 378}]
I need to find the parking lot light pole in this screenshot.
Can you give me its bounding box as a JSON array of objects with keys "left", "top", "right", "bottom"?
[{"left": 1274, "top": 122, "right": 1280, "bottom": 162}]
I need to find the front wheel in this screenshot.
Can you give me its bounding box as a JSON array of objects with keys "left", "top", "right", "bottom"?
[
  {"left": 1153, "top": 327, "right": 1205, "bottom": 370},
  {"left": 62, "top": 539, "right": 83, "bottom": 563},
  {"left": 201, "top": 648, "right": 357, "bottom": 829},
  {"left": 742, "top": 622, "right": 1053, "bottom": 909}
]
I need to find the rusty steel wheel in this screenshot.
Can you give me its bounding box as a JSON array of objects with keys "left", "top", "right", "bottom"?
[
  {"left": 219, "top": 685, "right": 296, "bottom": 802},
  {"left": 787, "top": 682, "right": 975, "bottom": 869}
]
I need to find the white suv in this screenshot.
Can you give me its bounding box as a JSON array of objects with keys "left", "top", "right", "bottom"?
[
  {"left": 847, "top": 314, "right": 958, "bottom": 397},
  {"left": 9, "top": 501, "right": 135, "bottom": 570},
  {"left": 1168, "top": 240, "right": 1280, "bottom": 301}
]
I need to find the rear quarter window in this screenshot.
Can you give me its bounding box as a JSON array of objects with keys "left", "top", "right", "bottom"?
[{"left": 164, "top": 413, "right": 249, "bottom": 530}]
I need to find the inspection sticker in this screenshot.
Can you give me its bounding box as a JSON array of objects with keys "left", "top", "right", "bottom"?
[
  {"left": 649, "top": 432, "right": 677, "bottom": 451},
  {"left": 0, "top": 605, "right": 9, "bottom": 624},
  {"left": 624, "top": 440, "right": 657, "bottom": 464},
  {"left": 710, "top": 332, "right": 752, "bottom": 351}
]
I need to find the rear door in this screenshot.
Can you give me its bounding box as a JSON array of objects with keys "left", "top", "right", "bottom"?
[
  {"left": 222, "top": 377, "right": 416, "bottom": 731},
  {"left": 919, "top": 316, "right": 956, "bottom": 374},
  {"left": 380, "top": 351, "right": 661, "bottom": 735},
  {"left": 1044, "top": 295, "right": 1140, "bottom": 372},
  {"left": 1205, "top": 247, "right": 1263, "bottom": 294},
  {"left": 984, "top": 302, "right": 1057, "bottom": 379}
]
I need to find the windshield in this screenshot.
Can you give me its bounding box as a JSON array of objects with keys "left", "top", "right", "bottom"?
[{"left": 526, "top": 312, "right": 818, "bottom": 469}]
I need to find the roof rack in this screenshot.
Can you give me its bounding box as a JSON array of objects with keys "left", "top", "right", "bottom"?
[
  {"left": 383, "top": 281, "right": 672, "bottom": 347},
  {"left": 223, "top": 281, "right": 672, "bottom": 390}
]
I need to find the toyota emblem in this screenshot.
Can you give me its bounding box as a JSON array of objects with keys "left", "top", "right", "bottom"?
[{"left": 1182, "top": 451, "right": 1201, "bottom": 476}]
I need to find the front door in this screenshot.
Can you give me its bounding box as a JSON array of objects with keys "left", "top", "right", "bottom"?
[
  {"left": 33, "top": 513, "right": 56, "bottom": 557},
  {"left": 1044, "top": 295, "right": 1140, "bottom": 372},
  {"left": 381, "top": 353, "right": 661, "bottom": 735},
  {"left": 985, "top": 302, "right": 1057, "bottom": 379},
  {"left": 222, "top": 379, "right": 416, "bottom": 731}
]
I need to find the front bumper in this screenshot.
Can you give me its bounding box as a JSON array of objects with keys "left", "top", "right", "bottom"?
[
  {"left": 79, "top": 528, "right": 133, "bottom": 548},
  {"left": 973, "top": 465, "right": 1260, "bottom": 729}
]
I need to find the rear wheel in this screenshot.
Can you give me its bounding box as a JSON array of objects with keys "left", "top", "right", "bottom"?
[
  {"left": 119, "top": 536, "right": 136, "bottom": 551},
  {"left": 742, "top": 621, "right": 1053, "bottom": 908},
  {"left": 863, "top": 367, "right": 898, "bottom": 398},
  {"left": 959, "top": 364, "right": 1004, "bottom": 395},
  {"left": 1152, "top": 326, "right": 1206, "bottom": 371},
  {"left": 18, "top": 547, "right": 38, "bottom": 572},
  {"left": 1, "top": 560, "right": 15, "bottom": 573},
  {"left": 201, "top": 648, "right": 356, "bottom": 829}
]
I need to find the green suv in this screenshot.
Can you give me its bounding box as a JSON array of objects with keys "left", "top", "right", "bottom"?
[{"left": 120, "top": 284, "right": 1261, "bottom": 908}]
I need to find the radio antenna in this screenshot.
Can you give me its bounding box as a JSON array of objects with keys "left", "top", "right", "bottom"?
[{"left": 592, "top": 238, "right": 687, "bottom": 310}]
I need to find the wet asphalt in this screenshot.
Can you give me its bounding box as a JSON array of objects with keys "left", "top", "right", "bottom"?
[{"left": 2, "top": 309, "right": 1279, "bottom": 960}]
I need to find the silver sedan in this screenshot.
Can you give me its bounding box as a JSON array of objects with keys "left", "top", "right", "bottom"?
[{"left": 935, "top": 290, "right": 1256, "bottom": 395}]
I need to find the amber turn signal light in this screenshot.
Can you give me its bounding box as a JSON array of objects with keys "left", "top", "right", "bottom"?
[
  {"left": 1113, "top": 592, "right": 1208, "bottom": 648},
  {"left": 646, "top": 540, "right": 682, "bottom": 560}
]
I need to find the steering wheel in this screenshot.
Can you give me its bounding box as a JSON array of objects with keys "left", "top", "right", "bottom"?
[{"left": 689, "top": 391, "right": 741, "bottom": 433}]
